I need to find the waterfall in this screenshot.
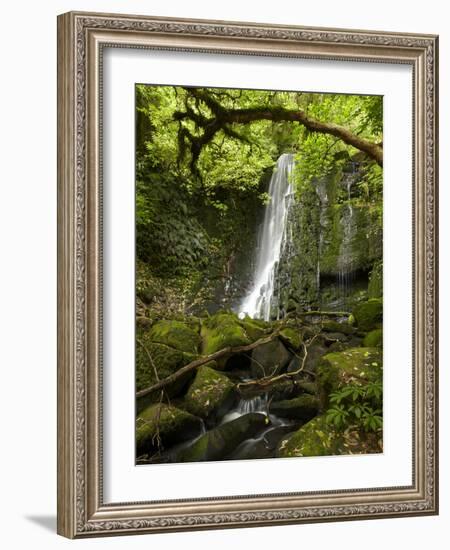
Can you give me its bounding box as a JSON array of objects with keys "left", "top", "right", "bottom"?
[
  {"left": 220, "top": 394, "right": 269, "bottom": 424},
  {"left": 238, "top": 153, "right": 295, "bottom": 320}
]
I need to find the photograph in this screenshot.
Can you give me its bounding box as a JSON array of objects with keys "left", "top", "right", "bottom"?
[
  {"left": 55, "top": 10, "right": 437, "bottom": 538},
  {"left": 134, "top": 84, "right": 384, "bottom": 465}
]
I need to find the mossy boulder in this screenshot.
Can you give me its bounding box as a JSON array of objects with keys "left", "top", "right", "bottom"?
[
  {"left": 136, "top": 404, "right": 203, "bottom": 456},
  {"left": 149, "top": 319, "right": 200, "bottom": 354},
  {"left": 353, "top": 299, "right": 383, "bottom": 331},
  {"left": 296, "top": 380, "right": 318, "bottom": 395},
  {"left": 279, "top": 327, "right": 302, "bottom": 350},
  {"left": 321, "top": 320, "right": 355, "bottom": 335},
  {"left": 136, "top": 331, "right": 198, "bottom": 412},
  {"left": 201, "top": 311, "right": 251, "bottom": 356},
  {"left": 316, "top": 347, "right": 382, "bottom": 408},
  {"left": 302, "top": 342, "right": 328, "bottom": 372},
  {"left": 277, "top": 414, "right": 382, "bottom": 458},
  {"left": 240, "top": 317, "right": 268, "bottom": 341},
  {"left": 277, "top": 415, "right": 346, "bottom": 458},
  {"left": 183, "top": 365, "right": 235, "bottom": 422},
  {"left": 175, "top": 412, "right": 270, "bottom": 462},
  {"left": 269, "top": 394, "right": 319, "bottom": 421},
  {"left": 251, "top": 338, "right": 292, "bottom": 378},
  {"left": 363, "top": 328, "right": 383, "bottom": 348},
  {"left": 324, "top": 332, "right": 350, "bottom": 343}
]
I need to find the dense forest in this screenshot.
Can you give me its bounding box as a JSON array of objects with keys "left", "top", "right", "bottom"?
[{"left": 135, "top": 85, "right": 383, "bottom": 464}]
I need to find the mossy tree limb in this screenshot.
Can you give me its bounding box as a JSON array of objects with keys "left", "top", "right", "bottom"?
[
  {"left": 175, "top": 88, "right": 383, "bottom": 167},
  {"left": 136, "top": 329, "right": 282, "bottom": 399}
]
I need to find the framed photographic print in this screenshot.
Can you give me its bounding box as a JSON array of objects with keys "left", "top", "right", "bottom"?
[{"left": 57, "top": 11, "right": 439, "bottom": 538}]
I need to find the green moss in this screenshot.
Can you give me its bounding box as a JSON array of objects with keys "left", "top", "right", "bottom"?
[
  {"left": 317, "top": 347, "right": 382, "bottom": 408},
  {"left": 363, "top": 328, "right": 383, "bottom": 348},
  {"left": 279, "top": 327, "right": 302, "bottom": 350},
  {"left": 183, "top": 366, "right": 235, "bottom": 419},
  {"left": 136, "top": 404, "right": 203, "bottom": 454},
  {"left": 240, "top": 317, "right": 268, "bottom": 341},
  {"left": 277, "top": 415, "right": 346, "bottom": 458},
  {"left": 149, "top": 320, "right": 200, "bottom": 354},
  {"left": 136, "top": 329, "right": 198, "bottom": 413},
  {"left": 136, "top": 338, "right": 182, "bottom": 393},
  {"left": 353, "top": 299, "right": 383, "bottom": 331},
  {"left": 201, "top": 311, "right": 251, "bottom": 355}
]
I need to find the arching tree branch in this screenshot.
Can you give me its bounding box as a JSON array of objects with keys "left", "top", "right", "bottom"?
[{"left": 174, "top": 88, "right": 383, "bottom": 167}]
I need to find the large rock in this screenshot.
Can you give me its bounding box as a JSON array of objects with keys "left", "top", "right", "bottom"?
[
  {"left": 229, "top": 425, "right": 302, "bottom": 461},
  {"left": 279, "top": 327, "right": 302, "bottom": 350},
  {"left": 239, "top": 379, "right": 296, "bottom": 402},
  {"left": 277, "top": 415, "right": 346, "bottom": 458},
  {"left": 316, "top": 347, "right": 382, "bottom": 408},
  {"left": 136, "top": 404, "right": 203, "bottom": 456},
  {"left": 182, "top": 365, "right": 235, "bottom": 424},
  {"left": 303, "top": 342, "right": 328, "bottom": 372},
  {"left": 269, "top": 394, "right": 319, "bottom": 421},
  {"left": 136, "top": 334, "right": 197, "bottom": 413},
  {"left": 251, "top": 338, "right": 291, "bottom": 378},
  {"left": 228, "top": 438, "right": 274, "bottom": 461},
  {"left": 323, "top": 332, "right": 350, "bottom": 343},
  {"left": 149, "top": 319, "right": 200, "bottom": 354},
  {"left": 277, "top": 414, "right": 382, "bottom": 458},
  {"left": 353, "top": 299, "right": 383, "bottom": 331},
  {"left": 321, "top": 320, "right": 355, "bottom": 335},
  {"left": 363, "top": 328, "right": 383, "bottom": 348},
  {"left": 201, "top": 311, "right": 251, "bottom": 356},
  {"left": 240, "top": 316, "right": 269, "bottom": 341},
  {"left": 175, "top": 413, "right": 270, "bottom": 462}
]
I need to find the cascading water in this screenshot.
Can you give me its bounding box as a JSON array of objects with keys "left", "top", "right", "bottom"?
[{"left": 239, "top": 153, "right": 295, "bottom": 320}]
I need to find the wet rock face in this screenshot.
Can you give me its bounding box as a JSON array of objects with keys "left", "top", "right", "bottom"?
[{"left": 274, "top": 158, "right": 382, "bottom": 314}]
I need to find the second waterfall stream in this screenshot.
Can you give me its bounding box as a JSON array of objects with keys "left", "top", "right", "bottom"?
[{"left": 239, "top": 153, "right": 295, "bottom": 321}]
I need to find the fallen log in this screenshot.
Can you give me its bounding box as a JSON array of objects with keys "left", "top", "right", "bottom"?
[{"left": 136, "top": 330, "right": 282, "bottom": 399}]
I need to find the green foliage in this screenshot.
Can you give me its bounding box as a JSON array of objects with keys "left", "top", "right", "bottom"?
[
  {"left": 292, "top": 93, "right": 382, "bottom": 191},
  {"left": 326, "top": 381, "right": 383, "bottom": 432}
]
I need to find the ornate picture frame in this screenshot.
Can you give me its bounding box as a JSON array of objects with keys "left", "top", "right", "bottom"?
[{"left": 57, "top": 11, "right": 438, "bottom": 538}]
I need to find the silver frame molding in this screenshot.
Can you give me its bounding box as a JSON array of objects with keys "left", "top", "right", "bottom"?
[{"left": 57, "top": 11, "right": 439, "bottom": 538}]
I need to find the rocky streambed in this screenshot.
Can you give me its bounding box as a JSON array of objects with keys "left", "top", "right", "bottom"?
[{"left": 136, "top": 298, "right": 383, "bottom": 464}]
